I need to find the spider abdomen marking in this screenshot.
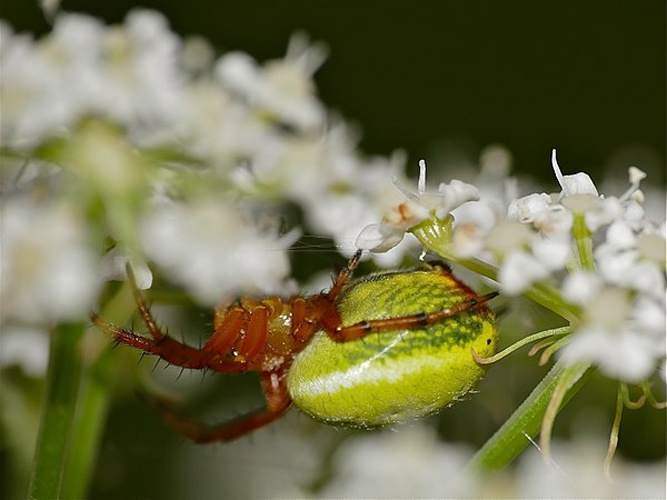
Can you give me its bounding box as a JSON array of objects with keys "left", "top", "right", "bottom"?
[{"left": 287, "top": 265, "right": 498, "bottom": 428}]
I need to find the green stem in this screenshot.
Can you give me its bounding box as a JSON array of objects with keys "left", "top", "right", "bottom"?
[
  {"left": 572, "top": 213, "right": 595, "bottom": 272},
  {"left": 27, "top": 323, "right": 85, "bottom": 500},
  {"left": 60, "top": 281, "right": 135, "bottom": 498},
  {"left": 467, "top": 359, "right": 592, "bottom": 473},
  {"left": 59, "top": 350, "right": 116, "bottom": 499},
  {"left": 475, "top": 326, "right": 570, "bottom": 365}
]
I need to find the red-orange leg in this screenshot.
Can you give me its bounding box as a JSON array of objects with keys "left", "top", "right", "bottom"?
[
  {"left": 326, "top": 249, "right": 363, "bottom": 300},
  {"left": 326, "top": 291, "right": 499, "bottom": 342},
  {"left": 151, "top": 371, "right": 293, "bottom": 443},
  {"left": 92, "top": 314, "right": 215, "bottom": 369},
  {"left": 93, "top": 266, "right": 247, "bottom": 373}
]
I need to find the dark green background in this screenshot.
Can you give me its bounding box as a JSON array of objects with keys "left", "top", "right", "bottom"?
[{"left": 4, "top": 1, "right": 665, "bottom": 186}]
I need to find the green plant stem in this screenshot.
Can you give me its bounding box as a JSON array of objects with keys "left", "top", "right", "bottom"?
[
  {"left": 466, "top": 359, "right": 592, "bottom": 473},
  {"left": 475, "top": 326, "right": 570, "bottom": 365},
  {"left": 60, "top": 282, "right": 135, "bottom": 498},
  {"left": 572, "top": 213, "right": 595, "bottom": 271},
  {"left": 27, "top": 322, "right": 85, "bottom": 500},
  {"left": 59, "top": 350, "right": 116, "bottom": 499}
]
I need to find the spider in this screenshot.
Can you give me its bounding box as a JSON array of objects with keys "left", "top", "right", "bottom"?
[{"left": 92, "top": 249, "right": 498, "bottom": 443}]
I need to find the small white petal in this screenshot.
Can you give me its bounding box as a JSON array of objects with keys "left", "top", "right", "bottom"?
[
  {"left": 355, "top": 223, "right": 405, "bottom": 253},
  {"left": 531, "top": 237, "right": 571, "bottom": 271},
  {"left": 626, "top": 261, "right": 665, "bottom": 298},
  {"left": 417, "top": 159, "right": 427, "bottom": 194},
  {"left": 552, "top": 149, "right": 598, "bottom": 197},
  {"left": 628, "top": 166, "right": 647, "bottom": 185},
  {"left": 631, "top": 296, "right": 666, "bottom": 335},
  {"left": 533, "top": 206, "right": 573, "bottom": 237},
  {"left": 562, "top": 271, "right": 601, "bottom": 304},
  {"left": 499, "top": 251, "right": 550, "bottom": 295},
  {"left": 215, "top": 52, "right": 260, "bottom": 95},
  {"left": 436, "top": 180, "right": 480, "bottom": 217},
  {"left": 623, "top": 200, "right": 646, "bottom": 226},
  {"left": 584, "top": 196, "right": 624, "bottom": 232},
  {"left": 560, "top": 173, "right": 599, "bottom": 197},
  {"left": 561, "top": 327, "right": 657, "bottom": 383},
  {"left": 485, "top": 220, "right": 533, "bottom": 255},
  {"left": 630, "top": 189, "right": 645, "bottom": 204},
  {"left": 595, "top": 247, "right": 637, "bottom": 285},
  {"left": 605, "top": 221, "right": 637, "bottom": 250},
  {"left": 451, "top": 222, "right": 485, "bottom": 258},
  {"left": 507, "top": 193, "right": 551, "bottom": 223},
  {"left": 638, "top": 233, "right": 667, "bottom": 265},
  {"left": 100, "top": 251, "right": 154, "bottom": 290},
  {"left": 0, "top": 326, "right": 49, "bottom": 376}
]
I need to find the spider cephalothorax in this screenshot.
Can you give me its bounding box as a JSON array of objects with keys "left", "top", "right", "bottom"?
[{"left": 93, "top": 250, "right": 497, "bottom": 442}]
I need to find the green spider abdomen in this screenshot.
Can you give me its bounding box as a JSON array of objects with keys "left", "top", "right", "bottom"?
[{"left": 287, "top": 265, "right": 498, "bottom": 428}]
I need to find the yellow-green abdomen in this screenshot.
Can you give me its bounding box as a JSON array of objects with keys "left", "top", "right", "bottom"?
[{"left": 287, "top": 265, "right": 498, "bottom": 428}]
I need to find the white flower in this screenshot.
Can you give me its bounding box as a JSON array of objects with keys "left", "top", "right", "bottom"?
[
  {"left": 494, "top": 234, "right": 573, "bottom": 296},
  {"left": 594, "top": 221, "right": 666, "bottom": 299},
  {"left": 498, "top": 250, "right": 552, "bottom": 295},
  {"left": 215, "top": 33, "right": 326, "bottom": 131},
  {"left": 561, "top": 324, "right": 661, "bottom": 383},
  {"left": 98, "top": 9, "right": 186, "bottom": 145},
  {"left": 508, "top": 193, "right": 573, "bottom": 238},
  {"left": 0, "top": 10, "right": 187, "bottom": 149},
  {"left": 562, "top": 270, "right": 602, "bottom": 304},
  {"left": 0, "top": 199, "right": 101, "bottom": 324},
  {"left": 560, "top": 287, "right": 665, "bottom": 383},
  {"left": 450, "top": 200, "right": 499, "bottom": 258},
  {"left": 356, "top": 160, "right": 480, "bottom": 252},
  {"left": 515, "top": 437, "right": 667, "bottom": 498},
  {"left": 0, "top": 325, "right": 49, "bottom": 376},
  {"left": 140, "top": 199, "right": 298, "bottom": 305},
  {"left": 320, "top": 425, "right": 473, "bottom": 498}
]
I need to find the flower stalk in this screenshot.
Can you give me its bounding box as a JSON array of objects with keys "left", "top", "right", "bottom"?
[{"left": 28, "top": 323, "right": 85, "bottom": 500}]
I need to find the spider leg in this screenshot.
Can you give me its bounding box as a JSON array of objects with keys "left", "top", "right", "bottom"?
[
  {"left": 125, "top": 264, "right": 167, "bottom": 344},
  {"left": 92, "top": 265, "right": 246, "bottom": 373},
  {"left": 148, "top": 371, "right": 292, "bottom": 443},
  {"left": 92, "top": 313, "right": 222, "bottom": 370},
  {"left": 326, "top": 249, "right": 363, "bottom": 300},
  {"left": 326, "top": 291, "right": 499, "bottom": 342}
]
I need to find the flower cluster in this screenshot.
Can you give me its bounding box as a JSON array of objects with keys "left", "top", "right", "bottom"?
[
  {"left": 357, "top": 150, "right": 666, "bottom": 384},
  {"left": 0, "top": 10, "right": 409, "bottom": 336}
]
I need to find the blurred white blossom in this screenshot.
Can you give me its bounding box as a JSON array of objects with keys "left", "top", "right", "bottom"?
[
  {"left": 0, "top": 325, "right": 50, "bottom": 376},
  {"left": 318, "top": 426, "right": 666, "bottom": 499},
  {"left": 0, "top": 199, "right": 101, "bottom": 323},
  {"left": 0, "top": 8, "right": 410, "bottom": 332},
  {"left": 140, "top": 199, "right": 299, "bottom": 305},
  {"left": 513, "top": 436, "right": 666, "bottom": 499},
  {"left": 320, "top": 424, "right": 473, "bottom": 498}
]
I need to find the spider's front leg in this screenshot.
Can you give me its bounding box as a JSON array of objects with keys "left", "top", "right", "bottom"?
[
  {"left": 145, "top": 370, "right": 293, "bottom": 443},
  {"left": 92, "top": 312, "right": 225, "bottom": 370},
  {"left": 92, "top": 267, "right": 246, "bottom": 373}
]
